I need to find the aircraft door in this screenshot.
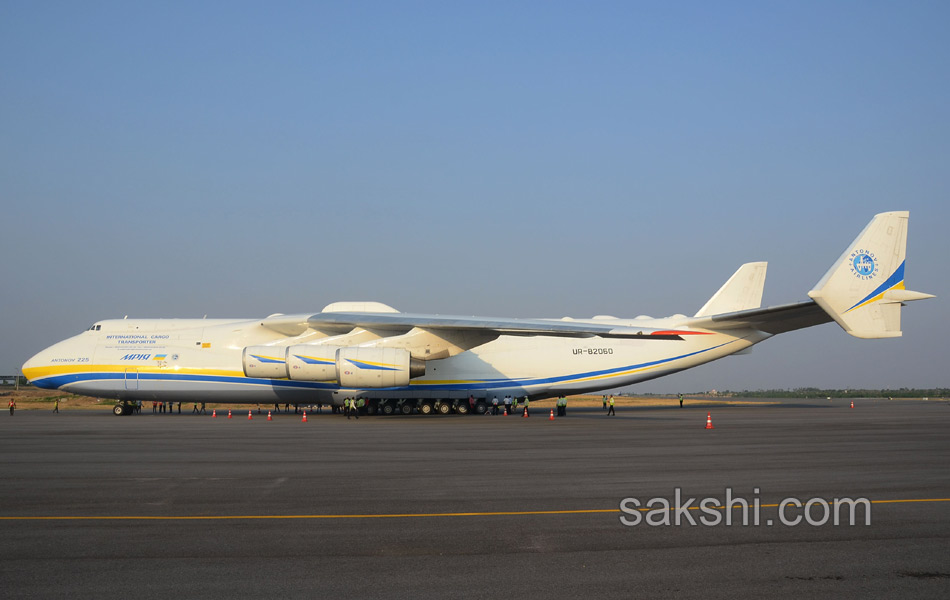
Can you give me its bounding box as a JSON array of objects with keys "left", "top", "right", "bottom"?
[{"left": 125, "top": 368, "right": 139, "bottom": 390}]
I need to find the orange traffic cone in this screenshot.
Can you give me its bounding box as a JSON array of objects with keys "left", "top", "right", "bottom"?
[
  {"left": 248, "top": 410, "right": 252, "bottom": 420},
  {"left": 705, "top": 412, "right": 714, "bottom": 429},
  {"left": 227, "top": 409, "right": 232, "bottom": 419},
  {"left": 850, "top": 400, "right": 854, "bottom": 409},
  {"left": 504, "top": 408, "right": 508, "bottom": 416},
  {"left": 267, "top": 411, "right": 272, "bottom": 421},
  {"left": 212, "top": 409, "right": 217, "bottom": 418},
  {"left": 302, "top": 411, "right": 308, "bottom": 422}
]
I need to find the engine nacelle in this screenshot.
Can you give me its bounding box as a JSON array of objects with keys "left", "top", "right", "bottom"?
[
  {"left": 242, "top": 346, "right": 288, "bottom": 378},
  {"left": 336, "top": 347, "right": 425, "bottom": 388},
  {"left": 286, "top": 345, "right": 339, "bottom": 381}
]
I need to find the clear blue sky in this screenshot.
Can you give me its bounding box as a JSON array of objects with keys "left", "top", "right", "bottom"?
[{"left": 2, "top": 1, "right": 947, "bottom": 392}]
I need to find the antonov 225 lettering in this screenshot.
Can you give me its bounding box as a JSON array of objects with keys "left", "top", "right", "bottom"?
[{"left": 22, "top": 212, "right": 933, "bottom": 416}]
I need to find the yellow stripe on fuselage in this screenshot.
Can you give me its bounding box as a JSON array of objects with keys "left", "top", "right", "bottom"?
[{"left": 23, "top": 364, "right": 246, "bottom": 382}]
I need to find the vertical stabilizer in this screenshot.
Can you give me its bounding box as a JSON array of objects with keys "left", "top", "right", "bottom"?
[
  {"left": 694, "top": 262, "right": 767, "bottom": 317},
  {"left": 808, "top": 211, "right": 933, "bottom": 338}
]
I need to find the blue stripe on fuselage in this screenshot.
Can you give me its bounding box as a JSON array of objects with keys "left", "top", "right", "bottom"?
[{"left": 31, "top": 340, "right": 735, "bottom": 393}]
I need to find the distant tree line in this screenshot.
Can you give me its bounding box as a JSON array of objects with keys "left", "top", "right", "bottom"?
[{"left": 719, "top": 387, "right": 949, "bottom": 398}]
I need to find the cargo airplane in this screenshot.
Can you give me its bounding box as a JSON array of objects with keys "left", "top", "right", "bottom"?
[{"left": 22, "top": 212, "right": 933, "bottom": 415}]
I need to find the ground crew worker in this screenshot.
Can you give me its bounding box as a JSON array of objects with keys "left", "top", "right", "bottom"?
[
  {"left": 53, "top": 398, "right": 59, "bottom": 413},
  {"left": 523, "top": 396, "right": 530, "bottom": 417},
  {"left": 556, "top": 396, "right": 567, "bottom": 417},
  {"left": 492, "top": 396, "right": 499, "bottom": 415},
  {"left": 504, "top": 395, "right": 512, "bottom": 414},
  {"left": 9, "top": 399, "right": 15, "bottom": 415},
  {"left": 607, "top": 395, "right": 615, "bottom": 416},
  {"left": 603, "top": 395, "right": 608, "bottom": 411},
  {"left": 344, "top": 397, "right": 351, "bottom": 418},
  {"left": 353, "top": 398, "right": 362, "bottom": 419},
  {"left": 679, "top": 393, "right": 684, "bottom": 408},
  {"left": 512, "top": 396, "right": 519, "bottom": 412},
  {"left": 193, "top": 403, "right": 199, "bottom": 414},
  {"left": 200, "top": 402, "right": 206, "bottom": 414}
]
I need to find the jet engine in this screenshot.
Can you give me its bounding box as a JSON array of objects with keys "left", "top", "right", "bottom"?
[
  {"left": 336, "top": 347, "right": 425, "bottom": 388},
  {"left": 242, "top": 345, "right": 426, "bottom": 387},
  {"left": 286, "top": 345, "right": 339, "bottom": 381},
  {"left": 242, "top": 346, "right": 289, "bottom": 378}
]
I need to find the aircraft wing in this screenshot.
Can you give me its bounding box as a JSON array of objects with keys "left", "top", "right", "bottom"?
[
  {"left": 305, "top": 312, "right": 688, "bottom": 340},
  {"left": 685, "top": 300, "right": 832, "bottom": 335}
]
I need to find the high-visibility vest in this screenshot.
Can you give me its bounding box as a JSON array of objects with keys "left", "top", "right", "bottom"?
[{"left": 344, "top": 398, "right": 350, "bottom": 408}]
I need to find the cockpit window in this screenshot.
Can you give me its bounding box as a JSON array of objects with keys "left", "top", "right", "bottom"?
[{"left": 88, "top": 324, "right": 101, "bottom": 331}]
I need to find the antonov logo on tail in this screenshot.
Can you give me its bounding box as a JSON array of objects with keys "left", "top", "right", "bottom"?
[
  {"left": 850, "top": 250, "right": 878, "bottom": 279},
  {"left": 120, "top": 354, "right": 151, "bottom": 361}
]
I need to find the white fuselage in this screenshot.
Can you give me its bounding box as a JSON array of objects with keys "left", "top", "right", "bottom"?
[
  {"left": 22, "top": 316, "right": 767, "bottom": 406},
  {"left": 21, "top": 212, "right": 931, "bottom": 410}
]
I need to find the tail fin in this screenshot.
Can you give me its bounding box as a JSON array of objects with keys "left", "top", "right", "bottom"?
[
  {"left": 694, "top": 262, "right": 767, "bottom": 317},
  {"left": 808, "top": 211, "right": 933, "bottom": 339}
]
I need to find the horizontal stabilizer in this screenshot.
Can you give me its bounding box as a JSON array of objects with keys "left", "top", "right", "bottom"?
[{"left": 687, "top": 300, "right": 831, "bottom": 335}]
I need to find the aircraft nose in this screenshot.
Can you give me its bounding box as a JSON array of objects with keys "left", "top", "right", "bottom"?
[{"left": 22, "top": 347, "right": 58, "bottom": 389}]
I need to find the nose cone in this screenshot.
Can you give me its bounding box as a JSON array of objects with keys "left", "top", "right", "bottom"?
[{"left": 22, "top": 347, "right": 61, "bottom": 389}]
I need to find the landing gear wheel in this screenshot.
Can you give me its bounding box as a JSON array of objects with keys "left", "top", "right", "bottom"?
[
  {"left": 455, "top": 402, "right": 470, "bottom": 415},
  {"left": 113, "top": 404, "right": 126, "bottom": 416},
  {"left": 475, "top": 402, "right": 487, "bottom": 415},
  {"left": 382, "top": 404, "right": 394, "bottom": 415},
  {"left": 437, "top": 402, "right": 451, "bottom": 415},
  {"left": 419, "top": 402, "right": 433, "bottom": 415},
  {"left": 400, "top": 403, "right": 413, "bottom": 415}
]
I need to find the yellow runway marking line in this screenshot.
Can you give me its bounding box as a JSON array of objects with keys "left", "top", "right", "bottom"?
[{"left": 1, "top": 498, "right": 948, "bottom": 521}]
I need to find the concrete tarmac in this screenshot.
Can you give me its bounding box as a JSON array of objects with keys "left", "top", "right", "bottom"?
[{"left": 2, "top": 399, "right": 949, "bottom": 599}]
